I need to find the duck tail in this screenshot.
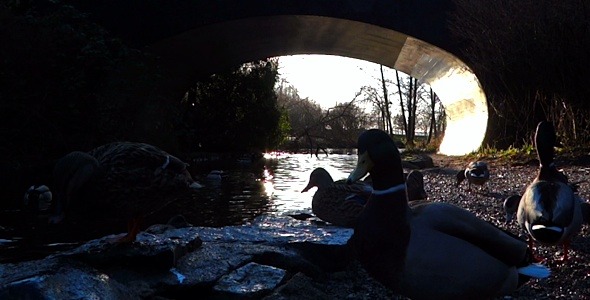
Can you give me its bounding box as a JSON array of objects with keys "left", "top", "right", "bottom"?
[{"left": 517, "top": 263, "right": 551, "bottom": 279}]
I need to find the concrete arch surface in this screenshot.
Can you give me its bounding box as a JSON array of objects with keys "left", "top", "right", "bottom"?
[{"left": 72, "top": 2, "right": 487, "bottom": 155}]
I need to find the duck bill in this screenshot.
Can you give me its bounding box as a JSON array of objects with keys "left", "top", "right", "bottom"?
[
  {"left": 301, "top": 182, "right": 314, "bottom": 193},
  {"left": 347, "top": 152, "right": 373, "bottom": 184}
]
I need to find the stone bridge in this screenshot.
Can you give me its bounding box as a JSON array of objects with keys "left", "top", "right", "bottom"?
[{"left": 69, "top": 0, "right": 486, "bottom": 155}]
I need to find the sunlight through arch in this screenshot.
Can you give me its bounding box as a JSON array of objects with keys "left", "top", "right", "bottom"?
[{"left": 149, "top": 16, "right": 488, "bottom": 155}]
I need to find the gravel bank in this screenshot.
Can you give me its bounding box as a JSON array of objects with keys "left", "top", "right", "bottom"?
[{"left": 314, "top": 154, "right": 590, "bottom": 300}]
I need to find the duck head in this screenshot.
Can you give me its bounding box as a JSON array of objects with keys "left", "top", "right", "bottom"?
[
  {"left": 156, "top": 155, "right": 202, "bottom": 190},
  {"left": 302, "top": 167, "right": 334, "bottom": 192},
  {"left": 346, "top": 129, "right": 404, "bottom": 190}
]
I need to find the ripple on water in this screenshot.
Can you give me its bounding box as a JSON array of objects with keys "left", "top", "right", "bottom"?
[{"left": 0, "top": 153, "right": 359, "bottom": 262}]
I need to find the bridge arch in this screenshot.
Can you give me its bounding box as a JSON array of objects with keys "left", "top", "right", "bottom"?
[{"left": 73, "top": 2, "right": 487, "bottom": 155}]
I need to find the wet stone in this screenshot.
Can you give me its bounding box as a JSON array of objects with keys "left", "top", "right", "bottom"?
[
  {"left": 50, "top": 227, "right": 204, "bottom": 270},
  {"left": 0, "top": 259, "right": 136, "bottom": 300},
  {"left": 213, "top": 262, "right": 287, "bottom": 298}
]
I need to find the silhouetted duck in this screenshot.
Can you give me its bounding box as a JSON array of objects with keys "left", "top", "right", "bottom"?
[
  {"left": 301, "top": 167, "right": 371, "bottom": 227},
  {"left": 405, "top": 170, "right": 428, "bottom": 201},
  {"left": 347, "top": 129, "right": 549, "bottom": 299},
  {"left": 517, "top": 121, "right": 582, "bottom": 261},
  {"left": 49, "top": 142, "right": 202, "bottom": 243},
  {"left": 456, "top": 161, "right": 490, "bottom": 191},
  {"left": 23, "top": 185, "right": 52, "bottom": 213},
  {"left": 503, "top": 195, "right": 522, "bottom": 224},
  {"left": 302, "top": 168, "right": 427, "bottom": 227}
]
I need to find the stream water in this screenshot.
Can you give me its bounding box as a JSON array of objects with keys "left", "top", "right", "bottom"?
[{"left": 0, "top": 152, "right": 359, "bottom": 263}]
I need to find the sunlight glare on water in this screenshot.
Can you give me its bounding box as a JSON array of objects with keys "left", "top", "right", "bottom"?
[{"left": 263, "top": 152, "right": 358, "bottom": 215}]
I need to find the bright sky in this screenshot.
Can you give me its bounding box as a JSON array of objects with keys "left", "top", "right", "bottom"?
[{"left": 277, "top": 54, "right": 384, "bottom": 109}]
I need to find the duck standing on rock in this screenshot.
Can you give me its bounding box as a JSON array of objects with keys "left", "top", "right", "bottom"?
[
  {"left": 517, "top": 121, "right": 583, "bottom": 261},
  {"left": 456, "top": 161, "right": 490, "bottom": 191},
  {"left": 346, "top": 129, "right": 550, "bottom": 300},
  {"left": 48, "top": 142, "right": 202, "bottom": 243}
]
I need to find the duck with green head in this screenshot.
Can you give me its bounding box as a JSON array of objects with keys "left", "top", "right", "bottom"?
[
  {"left": 346, "top": 129, "right": 550, "bottom": 300},
  {"left": 517, "top": 121, "right": 583, "bottom": 261}
]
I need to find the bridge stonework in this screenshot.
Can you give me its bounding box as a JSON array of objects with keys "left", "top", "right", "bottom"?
[{"left": 70, "top": 0, "right": 487, "bottom": 155}]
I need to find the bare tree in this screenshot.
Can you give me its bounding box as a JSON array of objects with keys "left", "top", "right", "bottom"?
[
  {"left": 276, "top": 80, "right": 368, "bottom": 154},
  {"left": 427, "top": 87, "right": 437, "bottom": 144}
]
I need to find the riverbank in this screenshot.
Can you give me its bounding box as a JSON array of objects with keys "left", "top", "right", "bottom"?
[
  {"left": 2, "top": 152, "right": 589, "bottom": 299},
  {"left": 316, "top": 152, "right": 590, "bottom": 299}
]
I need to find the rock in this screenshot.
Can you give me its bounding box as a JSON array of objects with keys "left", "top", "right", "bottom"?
[
  {"left": 0, "top": 258, "right": 138, "bottom": 299},
  {"left": 264, "top": 272, "right": 329, "bottom": 300},
  {"left": 0, "top": 215, "right": 362, "bottom": 299},
  {"left": 213, "top": 262, "right": 287, "bottom": 298},
  {"left": 52, "top": 227, "right": 204, "bottom": 270}
]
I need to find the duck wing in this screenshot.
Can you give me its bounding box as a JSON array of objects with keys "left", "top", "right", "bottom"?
[{"left": 311, "top": 183, "right": 367, "bottom": 227}]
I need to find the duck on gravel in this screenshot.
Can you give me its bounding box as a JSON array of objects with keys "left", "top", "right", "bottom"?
[
  {"left": 517, "top": 121, "right": 583, "bottom": 261},
  {"left": 346, "top": 129, "right": 550, "bottom": 300},
  {"left": 456, "top": 161, "right": 490, "bottom": 191}
]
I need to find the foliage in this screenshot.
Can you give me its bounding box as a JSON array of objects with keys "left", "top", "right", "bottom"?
[
  {"left": 449, "top": 0, "right": 590, "bottom": 149},
  {"left": 179, "top": 59, "right": 284, "bottom": 152},
  {"left": 468, "top": 143, "right": 536, "bottom": 162},
  {"left": 0, "top": 1, "right": 163, "bottom": 203},
  {"left": 0, "top": 2, "right": 127, "bottom": 157}
]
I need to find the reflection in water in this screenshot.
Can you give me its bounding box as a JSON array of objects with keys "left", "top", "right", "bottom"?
[
  {"left": 0, "top": 153, "right": 358, "bottom": 262},
  {"left": 264, "top": 153, "right": 358, "bottom": 214}
]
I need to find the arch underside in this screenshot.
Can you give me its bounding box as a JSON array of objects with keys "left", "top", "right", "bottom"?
[{"left": 148, "top": 15, "right": 487, "bottom": 155}]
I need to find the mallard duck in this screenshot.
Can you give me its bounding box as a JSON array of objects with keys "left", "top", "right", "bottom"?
[
  {"left": 517, "top": 121, "right": 583, "bottom": 261},
  {"left": 503, "top": 195, "right": 521, "bottom": 224},
  {"left": 301, "top": 168, "right": 427, "bottom": 227},
  {"left": 23, "top": 185, "right": 53, "bottom": 213},
  {"left": 49, "top": 142, "right": 202, "bottom": 243},
  {"left": 346, "top": 129, "right": 550, "bottom": 299},
  {"left": 364, "top": 170, "right": 427, "bottom": 201},
  {"left": 456, "top": 161, "right": 490, "bottom": 191},
  {"left": 405, "top": 170, "right": 428, "bottom": 201},
  {"left": 301, "top": 167, "right": 372, "bottom": 227}
]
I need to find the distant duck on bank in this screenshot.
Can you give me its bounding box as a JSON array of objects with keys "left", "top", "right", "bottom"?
[{"left": 456, "top": 161, "right": 490, "bottom": 191}]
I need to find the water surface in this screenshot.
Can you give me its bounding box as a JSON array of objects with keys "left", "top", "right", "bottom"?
[{"left": 0, "top": 152, "right": 359, "bottom": 262}]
